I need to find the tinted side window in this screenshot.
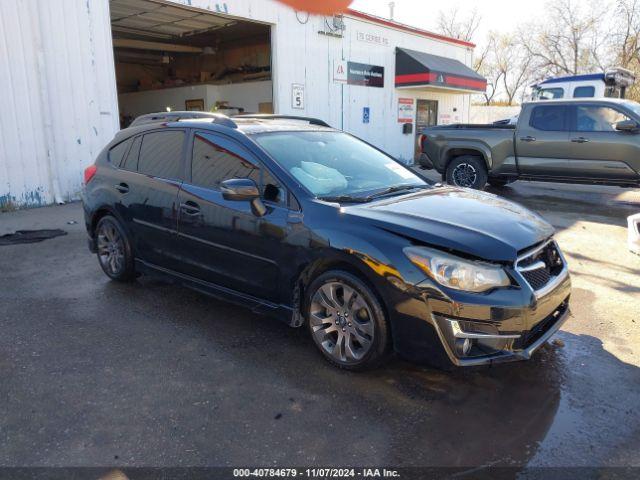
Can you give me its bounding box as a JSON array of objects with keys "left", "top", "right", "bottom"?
[
  {"left": 138, "top": 131, "right": 185, "bottom": 180},
  {"left": 191, "top": 132, "right": 260, "bottom": 188},
  {"left": 576, "top": 106, "right": 631, "bottom": 132},
  {"left": 574, "top": 86, "right": 595, "bottom": 98},
  {"left": 262, "top": 168, "right": 287, "bottom": 206},
  {"left": 530, "top": 106, "right": 567, "bottom": 131},
  {"left": 121, "top": 136, "right": 142, "bottom": 171},
  {"left": 109, "top": 138, "right": 132, "bottom": 166}
]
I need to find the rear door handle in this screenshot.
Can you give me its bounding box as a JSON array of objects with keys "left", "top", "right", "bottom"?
[
  {"left": 114, "top": 183, "right": 129, "bottom": 194},
  {"left": 571, "top": 137, "right": 590, "bottom": 143},
  {"left": 520, "top": 136, "right": 536, "bottom": 142},
  {"left": 180, "top": 201, "right": 201, "bottom": 216}
]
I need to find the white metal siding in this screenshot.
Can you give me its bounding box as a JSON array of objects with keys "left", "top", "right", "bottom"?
[
  {"left": 0, "top": 0, "right": 119, "bottom": 208},
  {"left": 0, "top": 0, "right": 476, "bottom": 208}
]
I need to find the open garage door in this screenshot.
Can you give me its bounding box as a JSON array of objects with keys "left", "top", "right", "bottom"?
[{"left": 110, "top": 0, "right": 273, "bottom": 127}]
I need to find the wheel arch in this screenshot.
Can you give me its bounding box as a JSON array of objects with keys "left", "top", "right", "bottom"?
[
  {"left": 290, "top": 252, "right": 392, "bottom": 334},
  {"left": 443, "top": 144, "right": 492, "bottom": 172}
]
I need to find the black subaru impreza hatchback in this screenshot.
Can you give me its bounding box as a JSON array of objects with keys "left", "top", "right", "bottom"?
[{"left": 82, "top": 114, "right": 571, "bottom": 370}]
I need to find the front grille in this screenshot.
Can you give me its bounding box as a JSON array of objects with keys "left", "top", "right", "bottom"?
[
  {"left": 515, "top": 299, "right": 570, "bottom": 349},
  {"left": 517, "top": 240, "right": 564, "bottom": 292}
]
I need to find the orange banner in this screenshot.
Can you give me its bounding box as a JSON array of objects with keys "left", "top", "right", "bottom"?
[{"left": 276, "top": 0, "right": 352, "bottom": 15}]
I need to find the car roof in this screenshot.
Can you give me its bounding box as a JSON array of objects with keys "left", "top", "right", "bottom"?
[
  {"left": 119, "top": 114, "right": 337, "bottom": 140},
  {"left": 523, "top": 98, "right": 636, "bottom": 106}
]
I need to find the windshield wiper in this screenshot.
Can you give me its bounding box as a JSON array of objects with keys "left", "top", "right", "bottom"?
[
  {"left": 318, "top": 195, "right": 371, "bottom": 204},
  {"left": 363, "top": 184, "right": 430, "bottom": 201}
]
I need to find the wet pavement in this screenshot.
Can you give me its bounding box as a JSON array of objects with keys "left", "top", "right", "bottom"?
[{"left": 0, "top": 180, "right": 639, "bottom": 472}]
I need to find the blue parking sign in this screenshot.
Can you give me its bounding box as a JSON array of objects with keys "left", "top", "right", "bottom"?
[{"left": 363, "top": 107, "right": 370, "bottom": 124}]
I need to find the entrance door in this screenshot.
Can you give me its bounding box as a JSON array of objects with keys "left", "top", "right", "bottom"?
[{"left": 415, "top": 100, "right": 438, "bottom": 159}]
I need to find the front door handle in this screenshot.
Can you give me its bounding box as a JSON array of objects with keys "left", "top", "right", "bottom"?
[
  {"left": 180, "top": 201, "right": 201, "bottom": 216},
  {"left": 114, "top": 183, "right": 129, "bottom": 194},
  {"left": 571, "top": 137, "right": 590, "bottom": 143},
  {"left": 520, "top": 136, "right": 537, "bottom": 142}
]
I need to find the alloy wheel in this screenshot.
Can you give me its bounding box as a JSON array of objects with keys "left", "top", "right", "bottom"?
[
  {"left": 309, "top": 281, "right": 375, "bottom": 364},
  {"left": 452, "top": 163, "right": 478, "bottom": 188},
  {"left": 97, "top": 222, "right": 125, "bottom": 276}
]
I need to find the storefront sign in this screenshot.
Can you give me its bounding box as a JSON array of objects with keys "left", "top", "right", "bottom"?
[
  {"left": 333, "top": 60, "right": 348, "bottom": 83},
  {"left": 363, "top": 107, "right": 370, "bottom": 124},
  {"left": 292, "top": 84, "right": 305, "bottom": 109},
  {"left": 398, "top": 98, "right": 415, "bottom": 123},
  {"left": 347, "top": 62, "right": 384, "bottom": 88},
  {"left": 357, "top": 31, "right": 390, "bottom": 47}
]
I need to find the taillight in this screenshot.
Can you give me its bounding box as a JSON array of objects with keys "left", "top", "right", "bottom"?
[
  {"left": 84, "top": 165, "right": 98, "bottom": 185},
  {"left": 419, "top": 134, "right": 427, "bottom": 150}
]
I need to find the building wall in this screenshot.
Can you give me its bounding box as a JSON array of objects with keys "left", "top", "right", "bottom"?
[
  {"left": 118, "top": 81, "right": 272, "bottom": 119},
  {"left": 177, "top": 0, "right": 475, "bottom": 164},
  {"left": 0, "top": 0, "right": 476, "bottom": 208},
  {"left": 0, "top": 0, "right": 119, "bottom": 208}
]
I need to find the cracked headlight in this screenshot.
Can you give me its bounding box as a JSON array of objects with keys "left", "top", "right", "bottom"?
[{"left": 404, "top": 246, "right": 511, "bottom": 293}]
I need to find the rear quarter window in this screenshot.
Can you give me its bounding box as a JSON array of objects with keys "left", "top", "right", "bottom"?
[{"left": 108, "top": 138, "right": 133, "bottom": 166}]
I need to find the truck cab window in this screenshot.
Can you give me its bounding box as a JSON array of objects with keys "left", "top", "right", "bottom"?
[
  {"left": 576, "top": 106, "right": 631, "bottom": 132},
  {"left": 573, "top": 86, "right": 595, "bottom": 98},
  {"left": 530, "top": 106, "right": 568, "bottom": 131}
]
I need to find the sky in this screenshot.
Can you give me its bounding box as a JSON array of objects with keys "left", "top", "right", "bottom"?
[{"left": 348, "top": 0, "right": 536, "bottom": 45}]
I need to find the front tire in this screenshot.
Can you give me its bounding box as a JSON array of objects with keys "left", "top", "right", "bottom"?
[
  {"left": 306, "top": 271, "right": 390, "bottom": 371},
  {"left": 446, "top": 156, "right": 488, "bottom": 190},
  {"left": 95, "top": 215, "right": 136, "bottom": 282}
]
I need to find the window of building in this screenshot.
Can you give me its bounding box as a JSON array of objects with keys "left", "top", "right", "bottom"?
[
  {"left": 138, "top": 131, "right": 185, "bottom": 180},
  {"left": 573, "top": 86, "right": 596, "bottom": 98},
  {"left": 576, "top": 106, "right": 631, "bottom": 132},
  {"left": 530, "top": 106, "right": 568, "bottom": 131}
]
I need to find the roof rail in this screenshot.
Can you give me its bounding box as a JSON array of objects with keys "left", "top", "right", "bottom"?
[
  {"left": 234, "top": 114, "right": 331, "bottom": 128},
  {"left": 175, "top": 113, "right": 237, "bottom": 129}
]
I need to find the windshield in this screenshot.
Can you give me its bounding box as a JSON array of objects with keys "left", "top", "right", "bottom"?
[
  {"left": 622, "top": 100, "right": 640, "bottom": 118},
  {"left": 253, "top": 131, "right": 427, "bottom": 200}
]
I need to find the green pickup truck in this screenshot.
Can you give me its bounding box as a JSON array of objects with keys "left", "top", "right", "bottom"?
[{"left": 418, "top": 98, "right": 640, "bottom": 189}]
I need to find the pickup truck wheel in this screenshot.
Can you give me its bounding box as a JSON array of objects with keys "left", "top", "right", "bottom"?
[{"left": 446, "top": 156, "right": 488, "bottom": 190}]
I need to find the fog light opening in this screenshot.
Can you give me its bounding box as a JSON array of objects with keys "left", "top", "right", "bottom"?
[{"left": 455, "top": 338, "right": 474, "bottom": 357}]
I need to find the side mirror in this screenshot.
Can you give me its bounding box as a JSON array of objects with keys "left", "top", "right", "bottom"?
[
  {"left": 221, "top": 178, "right": 260, "bottom": 201},
  {"left": 615, "top": 119, "right": 639, "bottom": 132}
]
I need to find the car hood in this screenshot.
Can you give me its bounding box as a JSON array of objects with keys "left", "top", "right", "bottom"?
[{"left": 346, "top": 187, "right": 554, "bottom": 263}]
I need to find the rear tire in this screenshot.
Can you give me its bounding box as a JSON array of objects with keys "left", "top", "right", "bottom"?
[
  {"left": 306, "top": 271, "right": 390, "bottom": 371},
  {"left": 95, "top": 215, "right": 136, "bottom": 282},
  {"left": 445, "top": 155, "right": 488, "bottom": 190}
]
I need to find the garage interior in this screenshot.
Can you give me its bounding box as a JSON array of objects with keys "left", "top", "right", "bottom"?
[{"left": 110, "top": 0, "right": 273, "bottom": 127}]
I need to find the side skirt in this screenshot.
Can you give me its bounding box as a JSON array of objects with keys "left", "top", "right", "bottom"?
[{"left": 134, "top": 259, "right": 297, "bottom": 326}]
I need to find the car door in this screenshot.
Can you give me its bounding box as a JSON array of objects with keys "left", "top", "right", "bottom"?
[
  {"left": 516, "top": 104, "right": 572, "bottom": 177},
  {"left": 115, "top": 129, "right": 187, "bottom": 271},
  {"left": 175, "top": 130, "right": 291, "bottom": 303},
  {"left": 567, "top": 104, "right": 640, "bottom": 180}
]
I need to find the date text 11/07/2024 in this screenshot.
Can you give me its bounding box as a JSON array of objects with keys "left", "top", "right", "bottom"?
[{"left": 232, "top": 468, "right": 401, "bottom": 478}]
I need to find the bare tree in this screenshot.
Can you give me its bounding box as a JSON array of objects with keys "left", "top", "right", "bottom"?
[
  {"left": 495, "top": 35, "right": 534, "bottom": 105},
  {"left": 436, "top": 6, "right": 482, "bottom": 42},
  {"left": 474, "top": 33, "right": 504, "bottom": 105},
  {"left": 519, "top": 0, "right": 607, "bottom": 78},
  {"left": 611, "top": 0, "right": 640, "bottom": 99}
]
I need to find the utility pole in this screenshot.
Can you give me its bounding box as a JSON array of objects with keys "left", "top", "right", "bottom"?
[{"left": 388, "top": 2, "right": 395, "bottom": 20}]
